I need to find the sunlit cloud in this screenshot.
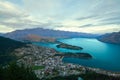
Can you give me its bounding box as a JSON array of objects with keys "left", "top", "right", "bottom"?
[
  {"left": 0, "top": 0, "right": 120, "bottom": 34},
  {"left": 55, "top": 25, "right": 120, "bottom": 34},
  {"left": 0, "top": 25, "right": 14, "bottom": 33}
]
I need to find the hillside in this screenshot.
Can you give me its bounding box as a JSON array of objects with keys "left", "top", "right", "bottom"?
[
  {"left": 22, "top": 34, "right": 56, "bottom": 42},
  {"left": 0, "top": 36, "right": 26, "bottom": 64},
  {"left": 0, "top": 33, "right": 3, "bottom": 36},
  {"left": 3, "top": 28, "right": 98, "bottom": 41},
  {"left": 98, "top": 32, "right": 120, "bottom": 44}
]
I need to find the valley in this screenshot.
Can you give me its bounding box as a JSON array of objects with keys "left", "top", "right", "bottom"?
[{"left": 0, "top": 29, "right": 120, "bottom": 80}]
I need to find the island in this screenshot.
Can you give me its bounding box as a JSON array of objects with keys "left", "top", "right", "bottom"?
[
  {"left": 56, "top": 43, "right": 83, "bottom": 50},
  {"left": 54, "top": 52, "right": 92, "bottom": 59}
]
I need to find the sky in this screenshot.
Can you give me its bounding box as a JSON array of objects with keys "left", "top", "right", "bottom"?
[{"left": 0, "top": 0, "right": 120, "bottom": 34}]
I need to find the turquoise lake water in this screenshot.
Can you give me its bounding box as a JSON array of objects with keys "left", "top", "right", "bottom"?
[{"left": 33, "top": 38, "right": 120, "bottom": 72}]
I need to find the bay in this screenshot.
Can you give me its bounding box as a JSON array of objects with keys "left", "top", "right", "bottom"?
[{"left": 33, "top": 38, "right": 120, "bottom": 72}]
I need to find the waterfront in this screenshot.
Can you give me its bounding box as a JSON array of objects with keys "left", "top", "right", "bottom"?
[{"left": 33, "top": 38, "right": 120, "bottom": 72}]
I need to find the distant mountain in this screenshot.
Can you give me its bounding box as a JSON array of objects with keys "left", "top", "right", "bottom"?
[
  {"left": 98, "top": 32, "right": 120, "bottom": 44},
  {"left": 0, "top": 36, "right": 26, "bottom": 64},
  {"left": 4, "top": 28, "right": 98, "bottom": 41},
  {"left": 22, "top": 34, "right": 56, "bottom": 42},
  {"left": 0, "top": 33, "right": 3, "bottom": 36}
]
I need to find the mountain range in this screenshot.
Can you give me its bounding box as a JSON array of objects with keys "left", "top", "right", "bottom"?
[
  {"left": 2, "top": 28, "right": 99, "bottom": 42},
  {"left": 0, "top": 33, "right": 3, "bottom": 36},
  {"left": 98, "top": 32, "right": 120, "bottom": 44},
  {"left": 1, "top": 28, "right": 120, "bottom": 44}
]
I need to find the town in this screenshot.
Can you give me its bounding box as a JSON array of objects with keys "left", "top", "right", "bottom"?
[{"left": 13, "top": 44, "right": 120, "bottom": 79}]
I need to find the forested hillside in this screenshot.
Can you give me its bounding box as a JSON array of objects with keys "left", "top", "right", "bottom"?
[{"left": 0, "top": 36, "right": 26, "bottom": 64}]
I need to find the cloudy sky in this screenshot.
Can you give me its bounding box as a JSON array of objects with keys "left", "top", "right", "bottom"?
[{"left": 0, "top": 0, "right": 120, "bottom": 34}]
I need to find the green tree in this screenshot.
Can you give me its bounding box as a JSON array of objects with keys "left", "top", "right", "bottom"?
[{"left": 0, "top": 62, "right": 39, "bottom": 80}]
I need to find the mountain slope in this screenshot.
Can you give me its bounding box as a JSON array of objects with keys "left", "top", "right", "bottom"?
[
  {"left": 4, "top": 28, "right": 98, "bottom": 41},
  {"left": 98, "top": 32, "right": 120, "bottom": 44},
  {"left": 0, "top": 36, "right": 26, "bottom": 64},
  {"left": 22, "top": 34, "right": 56, "bottom": 42},
  {"left": 0, "top": 33, "right": 3, "bottom": 36}
]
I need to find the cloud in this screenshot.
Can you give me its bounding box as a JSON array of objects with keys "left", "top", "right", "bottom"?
[
  {"left": 23, "top": 0, "right": 60, "bottom": 18},
  {"left": 101, "top": 17, "right": 120, "bottom": 22},
  {"left": 55, "top": 25, "right": 120, "bottom": 34},
  {"left": 0, "top": 0, "right": 120, "bottom": 34},
  {"left": 78, "top": 24, "right": 94, "bottom": 28},
  {"left": 0, "top": 25, "right": 14, "bottom": 33},
  {"left": 76, "top": 15, "right": 98, "bottom": 21},
  {"left": 75, "top": 0, "right": 120, "bottom": 27},
  {"left": 0, "top": 1, "right": 53, "bottom": 31}
]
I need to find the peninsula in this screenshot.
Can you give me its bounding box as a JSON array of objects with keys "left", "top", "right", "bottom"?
[
  {"left": 56, "top": 43, "right": 83, "bottom": 50},
  {"left": 54, "top": 52, "right": 92, "bottom": 59}
]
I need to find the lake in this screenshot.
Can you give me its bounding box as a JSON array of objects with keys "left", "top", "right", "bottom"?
[{"left": 33, "top": 38, "right": 120, "bottom": 72}]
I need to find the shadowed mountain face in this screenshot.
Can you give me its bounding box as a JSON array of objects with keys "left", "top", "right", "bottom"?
[
  {"left": 0, "top": 36, "right": 26, "bottom": 64},
  {"left": 0, "top": 33, "right": 3, "bottom": 36},
  {"left": 3, "top": 28, "right": 98, "bottom": 41},
  {"left": 98, "top": 32, "right": 120, "bottom": 44},
  {"left": 0, "top": 36, "right": 26, "bottom": 54}
]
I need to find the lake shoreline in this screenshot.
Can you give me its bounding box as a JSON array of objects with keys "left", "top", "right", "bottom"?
[
  {"left": 56, "top": 42, "right": 83, "bottom": 50},
  {"left": 62, "top": 61, "right": 120, "bottom": 77},
  {"left": 54, "top": 52, "right": 92, "bottom": 59},
  {"left": 32, "top": 38, "right": 120, "bottom": 73}
]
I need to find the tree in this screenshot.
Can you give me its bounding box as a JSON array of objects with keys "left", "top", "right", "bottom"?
[{"left": 0, "top": 62, "right": 39, "bottom": 80}]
